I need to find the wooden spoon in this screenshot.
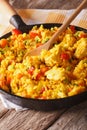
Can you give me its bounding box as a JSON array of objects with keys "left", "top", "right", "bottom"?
[{"left": 24, "top": 0, "right": 87, "bottom": 57}]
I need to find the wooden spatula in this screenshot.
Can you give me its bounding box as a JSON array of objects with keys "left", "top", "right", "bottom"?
[{"left": 24, "top": 0, "right": 87, "bottom": 57}]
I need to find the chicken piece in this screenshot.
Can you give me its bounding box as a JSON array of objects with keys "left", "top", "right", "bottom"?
[
  {"left": 73, "top": 59, "right": 87, "bottom": 79},
  {"left": 45, "top": 66, "right": 67, "bottom": 81},
  {"left": 23, "top": 56, "right": 41, "bottom": 68},
  {"left": 74, "top": 38, "right": 87, "bottom": 59},
  {"left": 40, "top": 44, "right": 62, "bottom": 67},
  {"left": 61, "top": 34, "right": 76, "bottom": 48}
]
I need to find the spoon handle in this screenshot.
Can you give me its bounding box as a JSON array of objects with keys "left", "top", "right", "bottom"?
[
  {"left": 0, "top": 0, "right": 17, "bottom": 19},
  {"left": 0, "top": 0, "right": 28, "bottom": 31}
]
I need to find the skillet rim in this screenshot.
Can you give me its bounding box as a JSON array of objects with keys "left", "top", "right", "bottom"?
[{"left": 0, "top": 23, "right": 87, "bottom": 110}]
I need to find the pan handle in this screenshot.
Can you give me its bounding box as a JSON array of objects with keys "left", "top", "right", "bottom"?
[{"left": 0, "top": 0, "right": 26, "bottom": 30}]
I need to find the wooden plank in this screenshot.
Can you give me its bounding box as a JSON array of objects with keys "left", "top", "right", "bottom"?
[
  {"left": 0, "top": 109, "right": 36, "bottom": 130},
  {"left": 0, "top": 108, "right": 66, "bottom": 130},
  {"left": 0, "top": 100, "right": 8, "bottom": 118},
  {"left": 47, "top": 101, "right": 87, "bottom": 130}
]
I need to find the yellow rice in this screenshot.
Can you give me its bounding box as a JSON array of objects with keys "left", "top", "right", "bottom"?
[{"left": 0, "top": 25, "right": 87, "bottom": 99}]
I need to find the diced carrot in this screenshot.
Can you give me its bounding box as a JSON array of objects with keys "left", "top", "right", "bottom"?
[
  {"left": 27, "top": 66, "right": 35, "bottom": 75},
  {"left": 19, "top": 42, "right": 25, "bottom": 49},
  {"left": 6, "top": 76, "right": 11, "bottom": 85},
  {"left": 69, "top": 25, "right": 76, "bottom": 33},
  {"left": 17, "top": 73, "right": 23, "bottom": 79},
  {"left": 40, "top": 67, "right": 49, "bottom": 75},
  {"left": 36, "top": 72, "right": 42, "bottom": 80},
  {"left": 68, "top": 87, "right": 73, "bottom": 92},
  {"left": 29, "top": 31, "right": 39, "bottom": 39},
  {"left": 60, "top": 52, "right": 70, "bottom": 60},
  {"left": 79, "top": 32, "right": 87, "bottom": 38},
  {"left": 0, "top": 39, "right": 8, "bottom": 48},
  {"left": 40, "top": 87, "right": 45, "bottom": 94}
]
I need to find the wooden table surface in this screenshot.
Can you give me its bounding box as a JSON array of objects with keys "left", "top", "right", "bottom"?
[
  {"left": 0, "top": 99, "right": 87, "bottom": 130},
  {"left": 0, "top": 0, "right": 87, "bottom": 130}
]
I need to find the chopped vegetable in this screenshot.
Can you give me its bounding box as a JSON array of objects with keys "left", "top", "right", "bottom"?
[
  {"left": 0, "top": 39, "right": 8, "bottom": 48},
  {"left": 12, "top": 29, "right": 22, "bottom": 35},
  {"left": 60, "top": 52, "right": 70, "bottom": 60}
]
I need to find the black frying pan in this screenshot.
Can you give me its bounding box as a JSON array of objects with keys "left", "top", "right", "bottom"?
[{"left": 0, "top": 1, "right": 87, "bottom": 111}]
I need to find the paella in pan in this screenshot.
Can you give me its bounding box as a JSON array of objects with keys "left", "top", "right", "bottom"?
[{"left": 0, "top": 24, "right": 87, "bottom": 100}]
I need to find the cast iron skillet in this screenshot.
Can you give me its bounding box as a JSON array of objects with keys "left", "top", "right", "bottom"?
[
  {"left": 0, "top": 21, "right": 87, "bottom": 111},
  {"left": 0, "top": 2, "right": 87, "bottom": 111}
]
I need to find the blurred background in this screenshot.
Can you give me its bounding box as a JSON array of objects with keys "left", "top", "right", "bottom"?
[{"left": 9, "top": 0, "right": 87, "bottom": 9}]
